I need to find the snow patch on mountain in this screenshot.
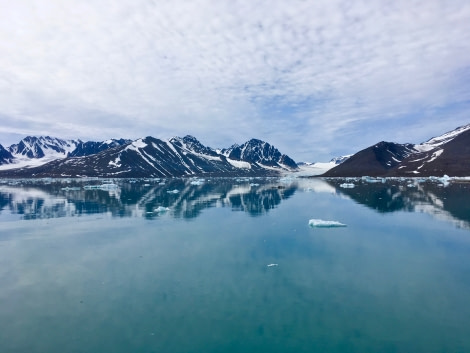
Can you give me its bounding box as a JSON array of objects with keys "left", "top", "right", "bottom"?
[
  {"left": 227, "top": 158, "right": 251, "bottom": 169},
  {"left": 414, "top": 124, "right": 470, "bottom": 152}
]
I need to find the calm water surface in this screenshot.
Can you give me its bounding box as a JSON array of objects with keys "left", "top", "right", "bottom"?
[{"left": 1, "top": 177, "right": 469, "bottom": 353}]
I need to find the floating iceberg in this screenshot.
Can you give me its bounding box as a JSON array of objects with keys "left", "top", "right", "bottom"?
[
  {"left": 438, "top": 175, "right": 450, "bottom": 187},
  {"left": 309, "top": 219, "right": 347, "bottom": 228},
  {"left": 339, "top": 183, "right": 355, "bottom": 188},
  {"left": 155, "top": 206, "right": 170, "bottom": 213}
]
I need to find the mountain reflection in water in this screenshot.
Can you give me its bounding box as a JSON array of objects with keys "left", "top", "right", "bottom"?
[
  {"left": 0, "top": 178, "right": 296, "bottom": 220},
  {"left": 326, "top": 178, "right": 470, "bottom": 230},
  {"left": 1, "top": 177, "right": 470, "bottom": 229}
]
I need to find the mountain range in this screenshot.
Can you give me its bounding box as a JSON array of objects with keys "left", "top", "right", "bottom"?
[
  {"left": 0, "top": 135, "right": 297, "bottom": 178},
  {"left": 0, "top": 123, "right": 469, "bottom": 178},
  {"left": 323, "top": 123, "right": 470, "bottom": 177}
]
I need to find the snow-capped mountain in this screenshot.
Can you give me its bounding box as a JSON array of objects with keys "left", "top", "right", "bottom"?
[
  {"left": 0, "top": 144, "right": 14, "bottom": 165},
  {"left": 324, "top": 124, "right": 470, "bottom": 177},
  {"left": 0, "top": 136, "right": 131, "bottom": 169},
  {"left": 330, "top": 155, "right": 352, "bottom": 164},
  {"left": 221, "top": 139, "right": 297, "bottom": 169},
  {"left": 8, "top": 136, "right": 80, "bottom": 159},
  {"left": 0, "top": 136, "right": 81, "bottom": 169},
  {"left": 0, "top": 135, "right": 298, "bottom": 178}
]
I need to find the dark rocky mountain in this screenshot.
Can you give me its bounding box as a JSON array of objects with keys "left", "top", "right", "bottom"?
[
  {"left": 0, "top": 135, "right": 298, "bottom": 178},
  {"left": 323, "top": 124, "right": 470, "bottom": 177},
  {"left": 323, "top": 142, "right": 416, "bottom": 177},
  {"left": 0, "top": 144, "right": 14, "bottom": 165},
  {"left": 68, "top": 139, "right": 131, "bottom": 157},
  {"left": 390, "top": 128, "right": 470, "bottom": 176}
]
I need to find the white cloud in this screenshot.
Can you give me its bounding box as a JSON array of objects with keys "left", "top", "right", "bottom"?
[{"left": 0, "top": 0, "right": 469, "bottom": 160}]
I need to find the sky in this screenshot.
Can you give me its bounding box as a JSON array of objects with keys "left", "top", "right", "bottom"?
[{"left": 0, "top": 0, "right": 469, "bottom": 162}]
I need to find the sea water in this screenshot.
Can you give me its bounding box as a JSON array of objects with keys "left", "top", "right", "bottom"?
[{"left": 1, "top": 177, "right": 469, "bottom": 353}]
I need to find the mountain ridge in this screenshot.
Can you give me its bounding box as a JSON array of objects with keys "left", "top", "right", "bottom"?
[{"left": 0, "top": 135, "right": 298, "bottom": 178}]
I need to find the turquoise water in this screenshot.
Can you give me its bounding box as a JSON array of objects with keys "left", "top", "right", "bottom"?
[{"left": 1, "top": 177, "right": 470, "bottom": 353}]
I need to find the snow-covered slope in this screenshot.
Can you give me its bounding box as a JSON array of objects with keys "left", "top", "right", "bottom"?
[
  {"left": 414, "top": 124, "right": 470, "bottom": 152},
  {"left": 293, "top": 155, "right": 352, "bottom": 176}
]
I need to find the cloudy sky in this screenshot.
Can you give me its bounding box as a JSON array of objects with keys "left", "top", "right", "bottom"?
[{"left": 0, "top": 0, "right": 469, "bottom": 161}]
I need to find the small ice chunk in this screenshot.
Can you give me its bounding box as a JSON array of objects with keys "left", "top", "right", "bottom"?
[
  {"left": 167, "top": 189, "right": 179, "bottom": 194},
  {"left": 309, "top": 219, "right": 347, "bottom": 228},
  {"left": 339, "top": 183, "right": 355, "bottom": 188},
  {"left": 267, "top": 263, "right": 278, "bottom": 267},
  {"left": 155, "top": 206, "right": 170, "bottom": 212},
  {"left": 190, "top": 180, "right": 204, "bottom": 185}
]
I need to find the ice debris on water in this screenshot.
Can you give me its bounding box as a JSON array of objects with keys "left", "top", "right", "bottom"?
[
  {"left": 166, "top": 189, "right": 179, "bottom": 194},
  {"left": 267, "top": 263, "right": 278, "bottom": 267},
  {"left": 339, "top": 183, "right": 355, "bottom": 188},
  {"left": 190, "top": 179, "right": 204, "bottom": 185},
  {"left": 309, "top": 219, "right": 347, "bottom": 228}
]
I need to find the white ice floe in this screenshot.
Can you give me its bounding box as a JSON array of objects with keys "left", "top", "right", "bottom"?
[
  {"left": 339, "top": 183, "right": 355, "bottom": 188},
  {"left": 308, "top": 219, "right": 347, "bottom": 228},
  {"left": 155, "top": 206, "right": 170, "bottom": 212},
  {"left": 267, "top": 263, "right": 278, "bottom": 267}
]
